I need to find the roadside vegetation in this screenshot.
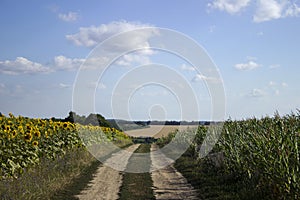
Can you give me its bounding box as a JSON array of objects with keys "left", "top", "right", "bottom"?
[
  {"left": 158, "top": 111, "right": 300, "bottom": 199},
  {"left": 0, "top": 112, "right": 132, "bottom": 199}
]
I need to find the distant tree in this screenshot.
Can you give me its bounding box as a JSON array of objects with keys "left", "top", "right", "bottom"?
[
  {"left": 96, "top": 114, "right": 111, "bottom": 127},
  {"left": 64, "top": 111, "right": 85, "bottom": 124},
  {"left": 84, "top": 113, "right": 111, "bottom": 127}
]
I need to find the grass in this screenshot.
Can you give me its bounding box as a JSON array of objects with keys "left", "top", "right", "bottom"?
[
  {"left": 0, "top": 141, "right": 133, "bottom": 200},
  {"left": 173, "top": 145, "right": 287, "bottom": 200},
  {"left": 174, "top": 147, "right": 243, "bottom": 200},
  {"left": 118, "top": 144, "right": 155, "bottom": 200},
  {"left": 52, "top": 142, "right": 133, "bottom": 200},
  {"left": 0, "top": 147, "right": 94, "bottom": 200}
]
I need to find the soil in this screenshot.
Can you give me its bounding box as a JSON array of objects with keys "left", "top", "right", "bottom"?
[
  {"left": 150, "top": 144, "right": 198, "bottom": 199},
  {"left": 75, "top": 144, "right": 140, "bottom": 200}
]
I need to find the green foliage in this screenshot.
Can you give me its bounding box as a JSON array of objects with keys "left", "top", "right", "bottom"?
[
  {"left": 218, "top": 112, "right": 300, "bottom": 199},
  {"left": 159, "top": 111, "right": 300, "bottom": 199},
  {"left": 0, "top": 113, "right": 130, "bottom": 179}
]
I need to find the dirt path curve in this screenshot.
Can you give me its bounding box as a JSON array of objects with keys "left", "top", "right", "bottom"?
[
  {"left": 151, "top": 144, "right": 198, "bottom": 200},
  {"left": 75, "top": 144, "right": 140, "bottom": 200}
]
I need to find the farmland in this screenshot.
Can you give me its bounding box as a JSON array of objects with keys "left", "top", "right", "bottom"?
[
  {"left": 0, "top": 112, "right": 132, "bottom": 199},
  {"left": 0, "top": 111, "right": 299, "bottom": 199},
  {"left": 157, "top": 111, "right": 300, "bottom": 199},
  {"left": 124, "top": 125, "right": 198, "bottom": 138}
]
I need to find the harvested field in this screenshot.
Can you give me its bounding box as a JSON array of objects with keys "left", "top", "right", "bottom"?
[{"left": 124, "top": 125, "right": 197, "bottom": 138}]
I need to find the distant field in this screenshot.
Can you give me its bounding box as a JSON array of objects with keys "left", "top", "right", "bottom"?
[{"left": 124, "top": 125, "right": 198, "bottom": 138}]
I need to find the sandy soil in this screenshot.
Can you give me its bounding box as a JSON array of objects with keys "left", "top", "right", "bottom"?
[
  {"left": 150, "top": 144, "right": 198, "bottom": 200},
  {"left": 75, "top": 144, "right": 140, "bottom": 200},
  {"left": 125, "top": 125, "right": 197, "bottom": 138}
]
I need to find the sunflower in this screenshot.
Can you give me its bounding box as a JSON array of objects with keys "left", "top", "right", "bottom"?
[
  {"left": 62, "top": 122, "right": 68, "bottom": 129},
  {"left": 32, "top": 140, "right": 39, "bottom": 147},
  {"left": 34, "top": 130, "right": 41, "bottom": 138},
  {"left": 24, "top": 133, "right": 32, "bottom": 142},
  {"left": 8, "top": 112, "right": 14, "bottom": 118},
  {"left": 45, "top": 131, "right": 49, "bottom": 139},
  {"left": 26, "top": 124, "right": 31, "bottom": 131},
  {"left": 18, "top": 125, "right": 24, "bottom": 134},
  {"left": 11, "top": 130, "right": 17, "bottom": 139}
]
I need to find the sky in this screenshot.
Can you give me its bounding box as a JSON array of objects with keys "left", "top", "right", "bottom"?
[{"left": 0, "top": 0, "right": 300, "bottom": 121}]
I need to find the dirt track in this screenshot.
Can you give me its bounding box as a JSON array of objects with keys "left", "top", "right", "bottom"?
[
  {"left": 75, "top": 144, "right": 140, "bottom": 200},
  {"left": 75, "top": 127, "right": 199, "bottom": 200},
  {"left": 151, "top": 144, "right": 198, "bottom": 199}
]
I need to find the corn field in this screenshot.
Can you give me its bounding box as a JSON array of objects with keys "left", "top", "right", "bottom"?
[{"left": 193, "top": 111, "right": 300, "bottom": 199}]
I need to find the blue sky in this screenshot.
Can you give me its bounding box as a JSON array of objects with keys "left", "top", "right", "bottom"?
[{"left": 0, "top": 0, "right": 299, "bottom": 120}]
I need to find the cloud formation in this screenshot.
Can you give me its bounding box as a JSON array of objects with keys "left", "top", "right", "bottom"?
[
  {"left": 66, "top": 21, "right": 158, "bottom": 67},
  {"left": 235, "top": 60, "right": 260, "bottom": 70},
  {"left": 58, "top": 12, "right": 78, "bottom": 22},
  {"left": 208, "top": 0, "right": 300, "bottom": 22},
  {"left": 66, "top": 21, "right": 157, "bottom": 48},
  {"left": 208, "top": 0, "right": 251, "bottom": 14},
  {"left": 0, "top": 56, "right": 86, "bottom": 75},
  {"left": 0, "top": 57, "right": 51, "bottom": 75},
  {"left": 192, "top": 74, "right": 221, "bottom": 83},
  {"left": 249, "top": 88, "right": 265, "bottom": 97},
  {"left": 54, "top": 55, "right": 85, "bottom": 71}
]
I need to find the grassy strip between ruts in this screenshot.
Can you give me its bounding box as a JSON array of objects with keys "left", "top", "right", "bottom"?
[{"left": 118, "top": 144, "right": 155, "bottom": 200}]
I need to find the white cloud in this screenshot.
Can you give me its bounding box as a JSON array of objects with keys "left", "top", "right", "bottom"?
[
  {"left": 253, "top": 0, "right": 283, "bottom": 22},
  {"left": 115, "top": 52, "right": 153, "bottom": 67},
  {"left": 54, "top": 55, "right": 85, "bottom": 71},
  {"left": 267, "top": 81, "right": 288, "bottom": 96},
  {"left": 249, "top": 88, "right": 265, "bottom": 97},
  {"left": 208, "top": 0, "right": 251, "bottom": 14},
  {"left": 192, "top": 74, "right": 221, "bottom": 83},
  {"left": 58, "top": 12, "right": 78, "bottom": 22},
  {"left": 59, "top": 83, "right": 72, "bottom": 89},
  {"left": 254, "top": 0, "right": 300, "bottom": 22},
  {"left": 66, "top": 21, "right": 157, "bottom": 48},
  {"left": 66, "top": 21, "right": 158, "bottom": 68},
  {"left": 285, "top": 2, "right": 300, "bottom": 16},
  {"left": 0, "top": 57, "right": 51, "bottom": 75},
  {"left": 180, "top": 64, "right": 195, "bottom": 71},
  {"left": 208, "top": 0, "right": 300, "bottom": 22},
  {"left": 235, "top": 60, "right": 261, "bottom": 70},
  {"left": 0, "top": 56, "right": 87, "bottom": 75}
]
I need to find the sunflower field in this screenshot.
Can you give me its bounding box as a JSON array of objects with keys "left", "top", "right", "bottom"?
[{"left": 0, "top": 113, "right": 129, "bottom": 179}]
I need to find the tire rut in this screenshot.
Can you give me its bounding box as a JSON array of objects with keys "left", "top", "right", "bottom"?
[
  {"left": 151, "top": 144, "right": 198, "bottom": 200},
  {"left": 75, "top": 144, "right": 140, "bottom": 200}
]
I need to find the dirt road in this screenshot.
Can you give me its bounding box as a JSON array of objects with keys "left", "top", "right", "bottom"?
[
  {"left": 75, "top": 130, "right": 198, "bottom": 199},
  {"left": 151, "top": 144, "right": 198, "bottom": 199},
  {"left": 75, "top": 144, "right": 140, "bottom": 200}
]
